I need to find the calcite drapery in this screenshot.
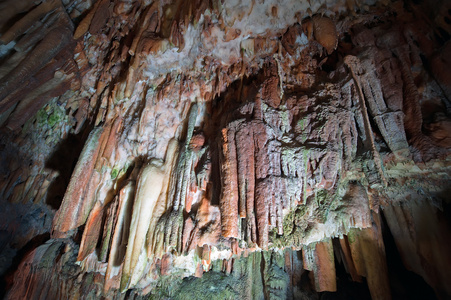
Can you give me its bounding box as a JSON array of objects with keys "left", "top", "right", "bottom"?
[
  {"left": 121, "top": 139, "right": 179, "bottom": 290},
  {"left": 1, "top": 0, "right": 451, "bottom": 299}
]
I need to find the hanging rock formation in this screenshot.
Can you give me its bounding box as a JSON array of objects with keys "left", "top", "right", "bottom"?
[{"left": 1, "top": 0, "right": 451, "bottom": 299}]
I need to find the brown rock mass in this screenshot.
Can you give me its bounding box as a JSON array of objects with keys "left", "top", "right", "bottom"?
[{"left": 0, "top": 0, "right": 451, "bottom": 299}]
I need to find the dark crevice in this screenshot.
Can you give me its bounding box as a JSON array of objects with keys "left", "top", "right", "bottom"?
[
  {"left": 0, "top": 232, "right": 50, "bottom": 299},
  {"left": 380, "top": 211, "right": 438, "bottom": 300},
  {"left": 436, "top": 27, "right": 450, "bottom": 45},
  {"left": 44, "top": 131, "right": 86, "bottom": 210},
  {"left": 260, "top": 252, "right": 269, "bottom": 299},
  {"left": 321, "top": 239, "right": 372, "bottom": 300}
]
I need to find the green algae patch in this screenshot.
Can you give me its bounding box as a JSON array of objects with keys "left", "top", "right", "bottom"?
[
  {"left": 48, "top": 111, "right": 61, "bottom": 127},
  {"left": 111, "top": 168, "right": 119, "bottom": 180},
  {"left": 271, "top": 205, "right": 309, "bottom": 248},
  {"left": 152, "top": 252, "right": 273, "bottom": 300},
  {"left": 149, "top": 273, "right": 184, "bottom": 300},
  {"left": 170, "top": 272, "right": 240, "bottom": 300},
  {"left": 36, "top": 108, "right": 48, "bottom": 125},
  {"left": 35, "top": 99, "right": 66, "bottom": 128}
]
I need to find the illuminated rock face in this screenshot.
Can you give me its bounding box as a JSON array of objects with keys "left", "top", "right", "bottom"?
[{"left": 1, "top": 0, "right": 451, "bottom": 299}]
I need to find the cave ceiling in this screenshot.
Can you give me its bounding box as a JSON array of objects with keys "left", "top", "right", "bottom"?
[{"left": 0, "top": 0, "right": 451, "bottom": 299}]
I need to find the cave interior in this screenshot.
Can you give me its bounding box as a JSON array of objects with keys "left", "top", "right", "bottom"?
[{"left": 0, "top": 0, "right": 451, "bottom": 299}]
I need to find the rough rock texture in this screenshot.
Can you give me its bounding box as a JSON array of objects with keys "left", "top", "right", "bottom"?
[{"left": 1, "top": 0, "right": 451, "bottom": 299}]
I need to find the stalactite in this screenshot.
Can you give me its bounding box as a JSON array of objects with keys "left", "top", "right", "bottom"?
[
  {"left": 0, "top": 0, "right": 40, "bottom": 27},
  {"left": 383, "top": 200, "right": 451, "bottom": 298},
  {"left": 303, "top": 239, "right": 337, "bottom": 292},
  {"left": 219, "top": 122, "right": 240, "bottom": 239},
  {"left": 344, "top": 55, "right": 388, "bottom": 187},
  {"left": 0, "top": 26, "right": 73, "bottom": 112},
  {"left": 397, "top": 46, "right": 444, "bottom": 160},
  {"left": 104, "top": 182, "right": 134, "bottom": 293},
  {"left": 302, "top": 15, "right": 338, "bottom": 55},
  {"left": 0, "top": 0, "right": 60, "bottom": 45},
  {"left": 120, "top": 139, "right": 179, "bottom": 290},
  {"left": 14, "top": 9, "right": 63, "bottom": 52},
  {"left": 1, "top": 1, "right": 451, "bottom": 299},
  {"left": 52, "top": 127, "right": 104, "bottom": 234},
  {"left": 77, "top": 201, "right": 104, "bottom": 261},
  {"left": 128, "top": 3, "right": 159, "bottom": 56},
  {"left": 73, "top": 0, "right": 101, "bottom": 39},
  {"left": 346, "top": 213, "right": 392, "bottom": 300}
]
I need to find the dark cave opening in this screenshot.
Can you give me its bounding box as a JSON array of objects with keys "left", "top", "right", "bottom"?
[
  {"left": 380, "top": 211, "right": 438, "bottom": 300},
  {"left": 44, "top": 132, "right": 86, "bottom": 210}
]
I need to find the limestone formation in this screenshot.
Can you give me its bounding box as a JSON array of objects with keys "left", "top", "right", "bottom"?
[{"left": 1, "top": 0, "right": 451, "bottom": 299}]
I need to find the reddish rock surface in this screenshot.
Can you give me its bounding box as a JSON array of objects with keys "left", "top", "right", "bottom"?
[{"left": 0, "top": 0, "right": 451, "bottom": 299}]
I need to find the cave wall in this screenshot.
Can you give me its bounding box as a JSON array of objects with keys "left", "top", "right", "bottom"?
[{"left": 0, "top": 0, "right": 451, "bottom": 299}]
